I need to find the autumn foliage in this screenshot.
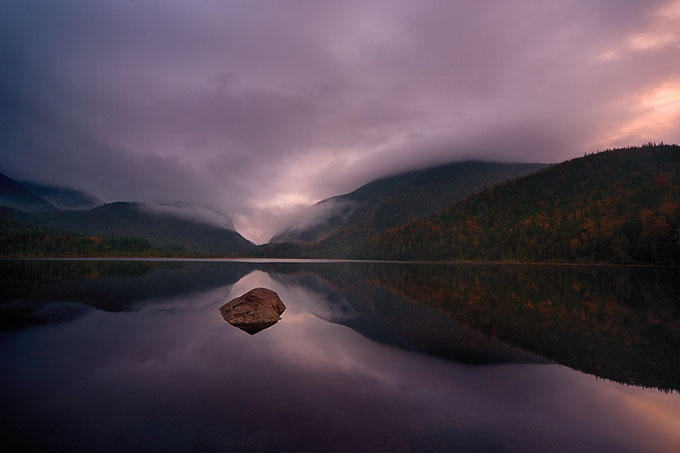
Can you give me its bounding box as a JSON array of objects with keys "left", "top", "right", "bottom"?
[{"left": 367, "top": 144, "right": 680, "bottom": 264}]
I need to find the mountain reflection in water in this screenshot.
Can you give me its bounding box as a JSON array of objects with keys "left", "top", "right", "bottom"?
[{"left": 1, "top": 259, "right": 679, "bottom": 452}]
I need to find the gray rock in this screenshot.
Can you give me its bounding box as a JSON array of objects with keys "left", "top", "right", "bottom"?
[{"left": 219, "top": 288, "right": 286, "bottom": 334}]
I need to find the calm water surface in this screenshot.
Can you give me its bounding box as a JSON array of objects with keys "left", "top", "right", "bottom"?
[{"left": 1, "top": 259, "right": 679, "bottom": 452}]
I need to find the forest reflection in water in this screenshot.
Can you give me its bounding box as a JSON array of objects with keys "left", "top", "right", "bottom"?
[
  {"left": 2, "top": 259, "right": 678, "bottom": 390},
  {"left": 1, "top": 259, "right": 679, "bottom": 452}
]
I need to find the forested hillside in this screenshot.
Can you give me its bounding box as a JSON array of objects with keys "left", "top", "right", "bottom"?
[
  {"left": 270, "top": 161, "right": 547, "bottom": 253},
  {"left": 368, "top": 144, "right": 680, "bottom": 265},
  {"left": 0, "top": 202, "right": 255, "bottom": 257},
  {"left": 0, "top": 207, "right": 176, "bottom": 257},
  {"left": 33, "top": 202, "right": 254, "bottom": 256}
]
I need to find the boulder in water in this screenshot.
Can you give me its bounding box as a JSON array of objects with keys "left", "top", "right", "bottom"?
[{"left": 219, "top": 288, "right": 286, "bottom": 334}]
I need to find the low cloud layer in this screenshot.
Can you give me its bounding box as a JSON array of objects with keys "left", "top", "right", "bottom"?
[
  {"left": 1, "top": 0, "right": 679, "bottom": 242},
  {"left": 138, "top": 202, "right": 236, "bottom": 231}
]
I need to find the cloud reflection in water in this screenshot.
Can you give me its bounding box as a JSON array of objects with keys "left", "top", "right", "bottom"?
[{"left": 0, "top": 268, "right": 679, "bottom": 452}]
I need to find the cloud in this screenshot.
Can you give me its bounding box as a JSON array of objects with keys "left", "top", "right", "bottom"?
[
  {"left": 1, "top": 0, "right": 679, "bottom": 242},
  {"left": 138, "top": 202, "right": 235, "bottom": 230},
  {"left": 267, "top": 198, "right": 358, "bottom": 243}
]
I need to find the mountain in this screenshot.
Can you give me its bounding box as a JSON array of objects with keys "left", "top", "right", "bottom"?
[
  {"left": 269, "top": 161, "right": 548, "bottom": 253},
  {"left": 0, "top": 200, "right": 254, "bottom": 257},
  {"left": 0, "top": 171, "right": 254, "bottom": 256},
  {"left": 31, "top": 202, "right": 255, "bottom": 256},
  {"left": 20, "top": 181, "right": 102, "bottom": 210},
  {"left": 140, "top": 201, "right": 236, "bottom": 231},
  {"left": 0, "top": 173, "right": 57, "bottom": 212},
  {"left": 0, "top": 207, "right": 171, "bottom": 257},
  {"left": 368, "top": 144, "right": 680, "bottom": 265}
]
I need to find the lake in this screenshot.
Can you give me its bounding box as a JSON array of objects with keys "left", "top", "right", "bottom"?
[{"left": 1, "top": 259, "right": 679, "bottom": 452}]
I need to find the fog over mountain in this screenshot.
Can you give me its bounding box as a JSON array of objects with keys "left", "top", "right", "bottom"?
[
  {"left": 20, "top": 182, "right": 102, "bottom": 211},
  {"left": 1, "top": 0, "right": 679, "bottom": 242},
  {"left": 138, "top": 202, "right": 236, "bottom": 231},
  {"left": 270, "top": 161, "right": 547, "bottom": 245}
]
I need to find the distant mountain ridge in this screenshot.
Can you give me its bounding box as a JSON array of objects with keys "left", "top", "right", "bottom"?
[
  {"left": 20, "top": 181, "right": 102, "bottom": 210},
  {"left": 0, "top": 202, "right": 254, "bottom": 256},
  {"left": 368, "top": 144, "right": 680, "bottom": 265},
  {"left": 0, "top": 173, "right": 57, "bottom": 212},
  {"left": 0, "top": 173, "right": 254, "bottom": 256},
  {"left": 5, "top": 145, "right": 679, "bottom": 263},
  {"left": 27, "top": 202, "right": 253, "bottom": 255},
  {"left": 270, "top": 161, "right": 548, "bottom": 251}
]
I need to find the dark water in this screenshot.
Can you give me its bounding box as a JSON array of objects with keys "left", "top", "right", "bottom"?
[{"left": 1, "top": 259, "right": 679, "bottom": 452}]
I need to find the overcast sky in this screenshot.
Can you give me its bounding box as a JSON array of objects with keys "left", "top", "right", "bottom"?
[{"left": 1, "top": 0, "right": 679, "bottom": 242}]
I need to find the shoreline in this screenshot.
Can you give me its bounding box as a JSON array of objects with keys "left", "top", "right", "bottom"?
[{"left": 0, "top": 255, "right": 676, "bottom": 269}]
